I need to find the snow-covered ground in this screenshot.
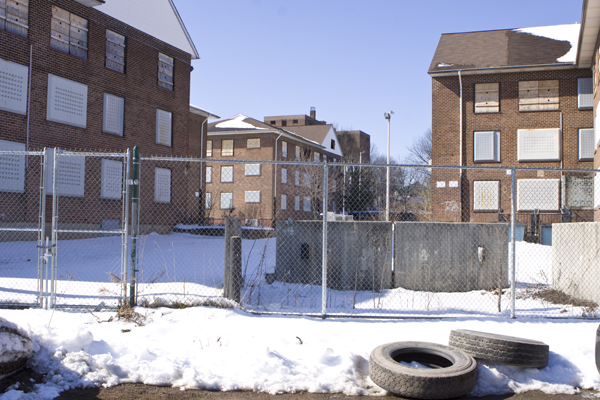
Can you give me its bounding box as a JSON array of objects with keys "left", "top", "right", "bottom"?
[
  {"left": 0, "top": 232, "right": 581, "bottom": 318},
  {"left": 0, "top": 233, "right": 598, "bottom": 399},
  {"left": 0, "top": 308, "right": 599, "bottom": 399}
]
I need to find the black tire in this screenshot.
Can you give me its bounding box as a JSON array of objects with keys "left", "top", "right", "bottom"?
[
  {"left": 369, "top": 341, "right": 477, "bottom": 399},
  {"left": 449, "top": 329, "right": 549, "bottom": 368}
]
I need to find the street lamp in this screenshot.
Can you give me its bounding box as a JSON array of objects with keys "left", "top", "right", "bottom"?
[{"left": 384, "top": 111, "right": 393, "bottom": 222}]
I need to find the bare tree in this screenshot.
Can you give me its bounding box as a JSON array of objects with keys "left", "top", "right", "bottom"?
[{"left": 407, "top": 128, "right": 432, "bottom": 166}]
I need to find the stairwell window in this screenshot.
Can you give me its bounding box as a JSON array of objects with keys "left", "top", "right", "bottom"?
[{"left": 158, "top": 53, "right": 173, "bottom": 90}]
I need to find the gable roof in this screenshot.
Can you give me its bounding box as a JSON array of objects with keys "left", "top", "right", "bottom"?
[
  {"left": 207, "top": 114, "right": 323, "bottom": 147},
  {"left": 429, "top": 24, "right": 579, "bottom": 75},
  {"left": 95, "top": 0, "right": 199, "bottom": 59},
  {"left": 283, "top": 124, "right": 333, "bottom": 145}
]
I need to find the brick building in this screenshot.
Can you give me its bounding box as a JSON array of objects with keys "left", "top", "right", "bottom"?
[
  {"left": 0, "top": 0, "right": 214, "bottom": 230},
  {"left": 204, "top": 114, "right": 343, "bottom": 227},
  {"left": 265, "top": 107, "right": 370, "bottom": 163},
  {"left": 429, "top": 24, "right": 594, "bottom": 230},
  {"left": 577, "top": 0, "right": 600, "bottom": 221}
]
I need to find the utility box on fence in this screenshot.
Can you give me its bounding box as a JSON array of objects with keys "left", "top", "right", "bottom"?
[
  {"left": 394, "top": 222, "right": 509, "bottom": 292},
  {"left": 552, "top": 222, "right": 600, "bottom": 305},
  {"left": 275, "top": 221, "right": 393, "bottom": 291}
]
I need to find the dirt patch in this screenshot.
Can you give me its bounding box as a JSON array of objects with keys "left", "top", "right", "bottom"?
[{"left": 517, "top": 286, "right": 598, "bottom": 314}]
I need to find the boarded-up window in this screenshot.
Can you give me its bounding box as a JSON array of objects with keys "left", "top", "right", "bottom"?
[
  {"left": 205, "top": 166, "right": 212, "bottom": 183},
  {"left": 221, "top": 139, "right": 233, "bottom": 156},
  {"left": 155, "top": 109, "right": 172, "bottom": 147},
  {"left": 281, "top": 168, "right": 287, "bottom": 184},
  {"left": 565, "top": 176, "right": 593, "bottom": 209},
  {"left": 106, "top": 30, "right": 125, "bottom": 73},
  {"left": 304, "top": 172, "right": 310, "bottom": 187},
  {"left": 294, "top": 196, "right": 300, "bottom": 211},
  {"left": 220, "top": 192, "right": 233, "bottom": 209},
  {"left": 474, "top": 83, "right": 499, "bottom": 113},
  {"left": 579, "top": 128, "right": 594, "bottom": 161},
  {"left": 474, "top": 131, "right": 499, "bottom": 162},
  {"left": 578, "top": 77, "right": 593, "bottom": 109},
  {"left": 314, "top": 152, "right": 320, "bottom": 162},
  {"left": 473, "top": 181, "right": 499, "bottom": 211},
  {"left": 245, "top": 164, "right": 260, "bottom": 176},
  {"left": 206, "top": 140, "right": 212, "bottom": 157},
  {"left": 0, "top": 0, "right": 28, "bottom": 38},
  {"left": 282, "top": 141, "right": 287, "bottom": 158},
  {"left": 245, "top": 190, "right": 260, "bottom": 203},
  {"left": 517, "top": 129, "right": 560, "bottom": 162},
  {"left": 154, "top": 167, "right": 171, "bottom": 204},
  {"left": 517, "top": 179, "right": 560, "bottom": 211},
  {"left": 295, "top": 146, "right": 301, "bottom": 160},
  {"left": 158, "top": 53, "right": 173, "bottom": 90},
  {"left": 205, "top": 192, "right": 212, "bottom": 209},
  {"left": 221, "top": 166, "right": 233, "bottom": 182},
  {"left": 247, "top": 138, "right": 260, "bottom": 148},
  {"left": 295, "top": 171, "right": 299, "bottom": 186},
  {"left": 303, "top": 197, "right": 311, "bottom": 212},
  {"left": 518, "top": 80, "right": 559, "bottom": 111},
  {"left": 102, "top": 93, "right": 124, "bottom": 136},
  {"left": 281, "top": 194, "right": 287, "bottom": 210},
  {"left": 51, "top": 6, "right": 88, "bottom": 59}
]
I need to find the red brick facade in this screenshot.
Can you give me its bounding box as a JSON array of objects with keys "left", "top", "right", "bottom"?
[{"left": 431, "top": 68, "right": 594, "bottom": 223}]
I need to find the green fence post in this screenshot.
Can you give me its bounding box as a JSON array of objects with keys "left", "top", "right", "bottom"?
[{"left": 129, "top": 146, "right": 139, "bottom": 307}]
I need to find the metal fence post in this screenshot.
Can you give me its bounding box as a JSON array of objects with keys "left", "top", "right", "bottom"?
[
  {"left": 129, "top": 146, "right": 139, "bottom": 307},
  {"left": 321, "top": 162, "right": 328, "bottom": 318},
  {"left": 229, "top": 236, "right": 242, "bottom": 303},
  {"left": 50, "top": 148, "right": 60, "bottom": 309},
  {"left": 510, "top": 167, "right": 516, "bottom": 319},
  {"left": 121, "top": 149, "right": 131, "bottom": 303},
  {"left": 37, "top": 148, "right": 49, "bottom": 307}
]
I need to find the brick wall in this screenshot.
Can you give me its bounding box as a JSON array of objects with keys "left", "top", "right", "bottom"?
[{"left": 431, "top": 68, "right": 593, "bottom": 222}]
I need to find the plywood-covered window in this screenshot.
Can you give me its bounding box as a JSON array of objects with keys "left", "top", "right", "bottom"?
[
  {"left": 281, "top": 194, "right": 287, "bottom": 210},
  {"left": 221, "top": 166, "right": 233, "bottom": 182},
  {"left": 155, "top": 109, "right": 172, "bottom": 147},
  {"left": 245, "top": 191, "right": 260, "bottom": 203},
  {"left": 473, "top": 131, "right": 500, "bottom": 162},
  {"left": 578, "top": 77, "right": 593, "bottom": 109},
  {"left": 474, "top": 83, "right": 499, "bottom": 113},
  {"left": 517, "top": 129, "right": 560, "bottom": 162},
  {"left": 102, "top": 93, "right": 124, "bottom": 136},
  {"left": 473, "top": 181, "right": 499, "bottom": 211},
  {"left": 0, "top": 0, "right": 28, "bottom": 38},
  {"left": 579, "top": 128, "right": 594, "bottom": 161},
  {"left": 303, "top": 197, "right": 311, "bottom": 212},
  {"left": 245, "top": 163, "right": 260, "bottom": 176},
  {"left": 281, "top": 141, "right": 287, "bottom": 158},
  {"left": 220, "top": 192, "right": 233, "bottom": 209},
  {"left": 51, "top": 6, "right": 88, "bottom": 59},
  {"left": 517, "top": 179, "right": 560, "bottom": 211},
  {"left": 106, "top": 30, "right": 125, "bottom": 73},
  {"left": 205, "top": 192, "right": 212, "bottom": 209},
  {"left": 221, "top": 139, "right": 233, "bottom": 156},
  {"left": 206, "top": 140, "right": 213, "bottom": 157},
  {"left": 247, "top": 138, "right": 260, "bottom": 148},
  {"left": 295, "top": 146, "right": 301, "bottom": 161},
  {"left": 294, "top": 196, "right": 300, "bottom": 211},
  {"left": 158, "top": 53, "right": 173, "bottom": 90},
  {"left": 518, "top": 80, "right": 559, "bottom": 111},
  {"left": 205, "top": 166, "right": 212, "bottom": 183}
]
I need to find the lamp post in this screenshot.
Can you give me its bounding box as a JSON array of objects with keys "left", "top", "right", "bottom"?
[{"left": 384, "top": 111, "right": 393, "bottom": 222}]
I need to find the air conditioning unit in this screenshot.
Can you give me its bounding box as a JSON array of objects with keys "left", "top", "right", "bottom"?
[{"left": 245, "top": 219, "right": 259, "bottom": 227}]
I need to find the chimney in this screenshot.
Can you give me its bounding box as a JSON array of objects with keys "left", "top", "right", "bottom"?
[{"left": 310, "top": 107, "right": 316, "bottom": 120}]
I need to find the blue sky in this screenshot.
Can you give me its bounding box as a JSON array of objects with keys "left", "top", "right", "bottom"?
[{"left": 175, "top": 0, "right": 583, "bottom": 161}]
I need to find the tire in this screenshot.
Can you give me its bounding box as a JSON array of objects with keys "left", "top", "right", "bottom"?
[
  {"left": 369, "top": 341, "right": 477, "bottom": 399},
  {"left": 0, "top": 319, "right": 35, "bottom": 380},
  {"left": 449, "top": 329, "right": 549, "bottom": 368}
]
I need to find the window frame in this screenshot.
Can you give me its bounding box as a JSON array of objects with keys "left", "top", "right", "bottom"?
[
  {"left": 245, "top": 163, "right": 261, "bottom": 176},
  {"left": 106, "top": 30, "right": 126, "bottom": 73},
  {"left": 518, "top": 80, "right": 559, "bottom": 112},
  {"left": 578, "top": 77, "right": 593, "bottom": 109},
  {"left": 281, "top": 168, "right": 287, "bottom": 184},
  {"left": 221, "top": 139, "right": 234, "bottom": 157},
  {"left": 473, "top": 131, "right": 500, "bottom": 163},
  {"left": 472, "top": 180, "right": 500, "bottom": 212},
  {"left": 205, "top": 166, "right": 212, "bottom": 183},
  {"left": 205, "top": 192, "right": 212, "bottom": 209},
  {"left": 281, "top": 194, "right": 287, "bottom": 210},
  {"left": 1, "top": 0, "right": 29, "bottom": 38},
  {"left": 158, "top": 52, "right": 174, "bottom": 90},
  {"left": 474, "top": 83, "right": 500, "bottom": 113},
  {"left": 245, "top": 190, "right": 261, "bottom": 203},
  {"left": 206, "top": 140, "right": 213, "bottom": 157},
  {"left": 247, "top": 138, "right": 260, "bottom": 149},
  {"left": 281, "top": 141, "right": 288, "bottom": 158},
  {"left": 102, "top": 93, "right": 124, "bottom": 136},
  {"left": 50, "top": 6, "right": 88, "bottom": 59},
  {"left": 579, "top": 128, "right": 594, "bottom": 161},
  {"left": 220, "top": 192, "right": 233, "bottom": 210},
  {"left": 220, "top": 165, "right": 233, "bottom": 183}
]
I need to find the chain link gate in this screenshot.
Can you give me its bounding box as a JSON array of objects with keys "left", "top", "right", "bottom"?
[{"left": 40, "top": 149, "right": 131, "bottom": 310}]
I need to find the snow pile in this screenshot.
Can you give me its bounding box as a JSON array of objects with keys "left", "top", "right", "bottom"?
[
  {"left": 1, "top": 308, "right": 600, "bottom": 399},
  {"left": 515, "top": 24, "right": 580, "bottom": 63},
  {"left": 0, "top": 318, "right": 38, "bottom": 367}
]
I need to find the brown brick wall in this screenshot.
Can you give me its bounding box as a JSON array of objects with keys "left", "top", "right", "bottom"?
[{"left": 432, "top": 68, "right": 593, "bottom": 223}]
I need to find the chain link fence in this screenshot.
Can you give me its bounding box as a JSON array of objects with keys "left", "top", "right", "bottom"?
[{"left": 0, "top": 149, "right": 598, "bottom": 318}]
